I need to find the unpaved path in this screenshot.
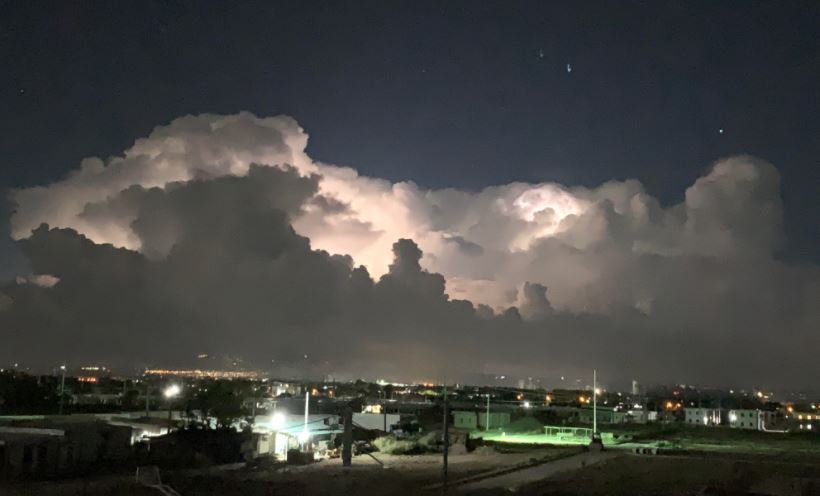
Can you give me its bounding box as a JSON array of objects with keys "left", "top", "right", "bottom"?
[{"left": 457, "top": 451, "right": 619, "bottom": 492}]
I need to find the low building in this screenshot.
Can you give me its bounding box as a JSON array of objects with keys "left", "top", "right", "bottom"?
[
  {"left": 0, "top": 420, "right": 132, "bottom": 479},
  {"left": 727, "top": 409, "right": 775, "bottom": 430},
  {"left": 252, "top": 413, "right": 341, "bottom": 460},
  {"left": 684, "top": 408, "right": 724, "bottom": 426},
  {"left": 578, "top": 407, "right": 626, "bottom": 424}
]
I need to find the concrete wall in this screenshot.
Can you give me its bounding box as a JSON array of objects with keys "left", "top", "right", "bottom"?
[
  {"left": 352, "top": 413, "right": 401, "bottom": 432},
  {"left": 453, "top": 411, "right": 477, "bottom": 430},
  {"left": 478, "top": 412, "right": 510, "bottom": 429}
]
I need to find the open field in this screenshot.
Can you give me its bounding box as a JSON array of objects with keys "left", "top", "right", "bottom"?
[
  {"left": 6, "top": 426, "right": 820, "bottom": 495},
  {"left": 1, "top": 446, "right": 577, "bottom": 496},
  {"left": 475, "top": 423, "right": 820, "bottom": 461},
  {"left": 463, "top": 454, "right": 820, "bottom": 496}
]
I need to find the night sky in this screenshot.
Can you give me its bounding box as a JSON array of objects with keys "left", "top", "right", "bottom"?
[
  {"left": 3, "top": 1, "right": 819, "bottom": 256},
  {"left": 2, "top": 1, "right": 820, "bottom": 387}
]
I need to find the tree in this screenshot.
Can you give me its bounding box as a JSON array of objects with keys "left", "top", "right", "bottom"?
[{"left": 196, "top": 381, "right": 248, "bottom": 429}]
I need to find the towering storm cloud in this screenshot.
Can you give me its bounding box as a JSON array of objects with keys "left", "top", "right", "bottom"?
[{"left": 3, "top": 113, "right": 819, "bottom": 389}]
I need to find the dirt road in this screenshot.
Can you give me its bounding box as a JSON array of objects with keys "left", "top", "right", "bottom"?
[{"left": 457, "top": 451, "right": 619, "bottom": 492}]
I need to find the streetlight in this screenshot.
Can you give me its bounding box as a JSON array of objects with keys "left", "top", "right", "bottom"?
[
  {"left": 270, "top": 411, "right": 285, "bottom": 430},
  {"left": 58, "top": 364, "right": 66, "bottom": 415},
  {"left": 164, "top": 384, "right": 181, "bottom": 434}
]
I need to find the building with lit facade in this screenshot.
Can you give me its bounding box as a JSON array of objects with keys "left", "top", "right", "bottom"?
[
  {"left": 727, "top": 409, "right": 775, "bottom": 430},
  {"left": 684, "top": 407, "right": 724, "bottom": 426}
]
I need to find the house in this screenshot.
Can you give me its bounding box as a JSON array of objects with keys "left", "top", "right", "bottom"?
[
  {"left": 252, "top": 413, "right": 341, "bottom": 460},
  {"left": 684, "top": 408, "right": 724, "bottom": 426}
]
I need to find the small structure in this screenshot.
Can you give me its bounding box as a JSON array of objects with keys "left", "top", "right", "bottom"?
[{"left": 253, "top": 413, "right": 341, "bottom": 460}]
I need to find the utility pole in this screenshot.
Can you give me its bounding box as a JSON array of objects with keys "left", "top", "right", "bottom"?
[
  {"left": 342, "top": 406, "right": 353, "bottom": 467},
  {"left": 145, "top": 382, "right": 150, "bottom": 418},
  {"left": 302, "top": 390, "right": 309, "bottom": 450},
  {"left": 167, "top": 400, "right": 173, "bottom": 435},
  {"left": 485, "top": 394, "right": 491, "bottom": 431},
  {"left": 442, "top": 386, "right": 449, "bottom": 494},
  {"left": 58, "top": 364, "right": 66, "bottom": 415},
  {"left": 592, "top": 369, "right": 597, "bottom": 438}
]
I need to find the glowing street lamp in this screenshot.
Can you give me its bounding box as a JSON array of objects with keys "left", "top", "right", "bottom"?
[
  {"left": 163, "top": 384, "right": 181, "bottom": 399},
  {"left": 270, "top": 412, "right": 285, "bottom": 430},
  {"left": 58, "top": 364, "right": 67, "bottom": 415},
  {"left": 164, "top": 384, "right": 181, "bottom": 434}
]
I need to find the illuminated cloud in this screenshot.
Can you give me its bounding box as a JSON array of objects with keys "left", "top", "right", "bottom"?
[{"left": 3, "top": 113, "right": 819, "bottom": 388}]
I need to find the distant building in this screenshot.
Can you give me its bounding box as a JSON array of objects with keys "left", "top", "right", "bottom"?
[
  {"left": 578, "top": 407, "right": 626, "bottom": 424},
  {"left": 786, "top": 410, "right": 820, "bottom": 432},
  {"left": 549, "top": 389, "right": 587, "bottom": 405},
  {"left": 684, "top": 408, "right": 724, "bottom": 426},
  {"left": 452, "top": 410, "right": 510, "bottom": 430},
  {"left": 352, "top": 413, "right": 401, "bottom": 433},
  {"left": 631, "top": 380, "right": 642, "bottom": 396}
]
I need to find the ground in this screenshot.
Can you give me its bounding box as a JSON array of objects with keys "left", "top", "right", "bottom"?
[{"left": 5, "top": 427, "right": 820, "bottom": 495}]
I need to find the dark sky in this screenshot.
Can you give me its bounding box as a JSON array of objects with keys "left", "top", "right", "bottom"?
[{"left": 1, "top": 0, "right": 819, "bottom": 259}]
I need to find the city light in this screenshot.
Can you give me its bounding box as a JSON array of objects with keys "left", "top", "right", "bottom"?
[
  {"left": 297, "top": 430, "right": 311, "bottom": 444},
  {"left": 144, "top": 368, "right": 262, "bottom": 379},
  {"left": 523, "top": 400, "right": 531, "bottom": 409}
]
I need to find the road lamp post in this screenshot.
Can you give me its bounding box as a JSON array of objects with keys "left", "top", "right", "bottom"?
[
  {"left": 58, "top": 364, "right": 66, "bottom": 415},
  {"left": 163, "top": 384, "right": 181, "bottom": 435}
]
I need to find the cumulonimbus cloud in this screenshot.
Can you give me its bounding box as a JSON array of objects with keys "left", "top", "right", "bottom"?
[{"left": 3, "top": 112, "right": 819, "bottom": 389}]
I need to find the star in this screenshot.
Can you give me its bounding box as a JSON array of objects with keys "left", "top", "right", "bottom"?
[
  {"left": 538, "top": 49, "right": 544, "bottom": 59},
  {"left": 719, "top": 128, "right": 724, "bottom": 134},
  {"left": 566, "top": 63, "right": 572, "bottom": 73}
]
